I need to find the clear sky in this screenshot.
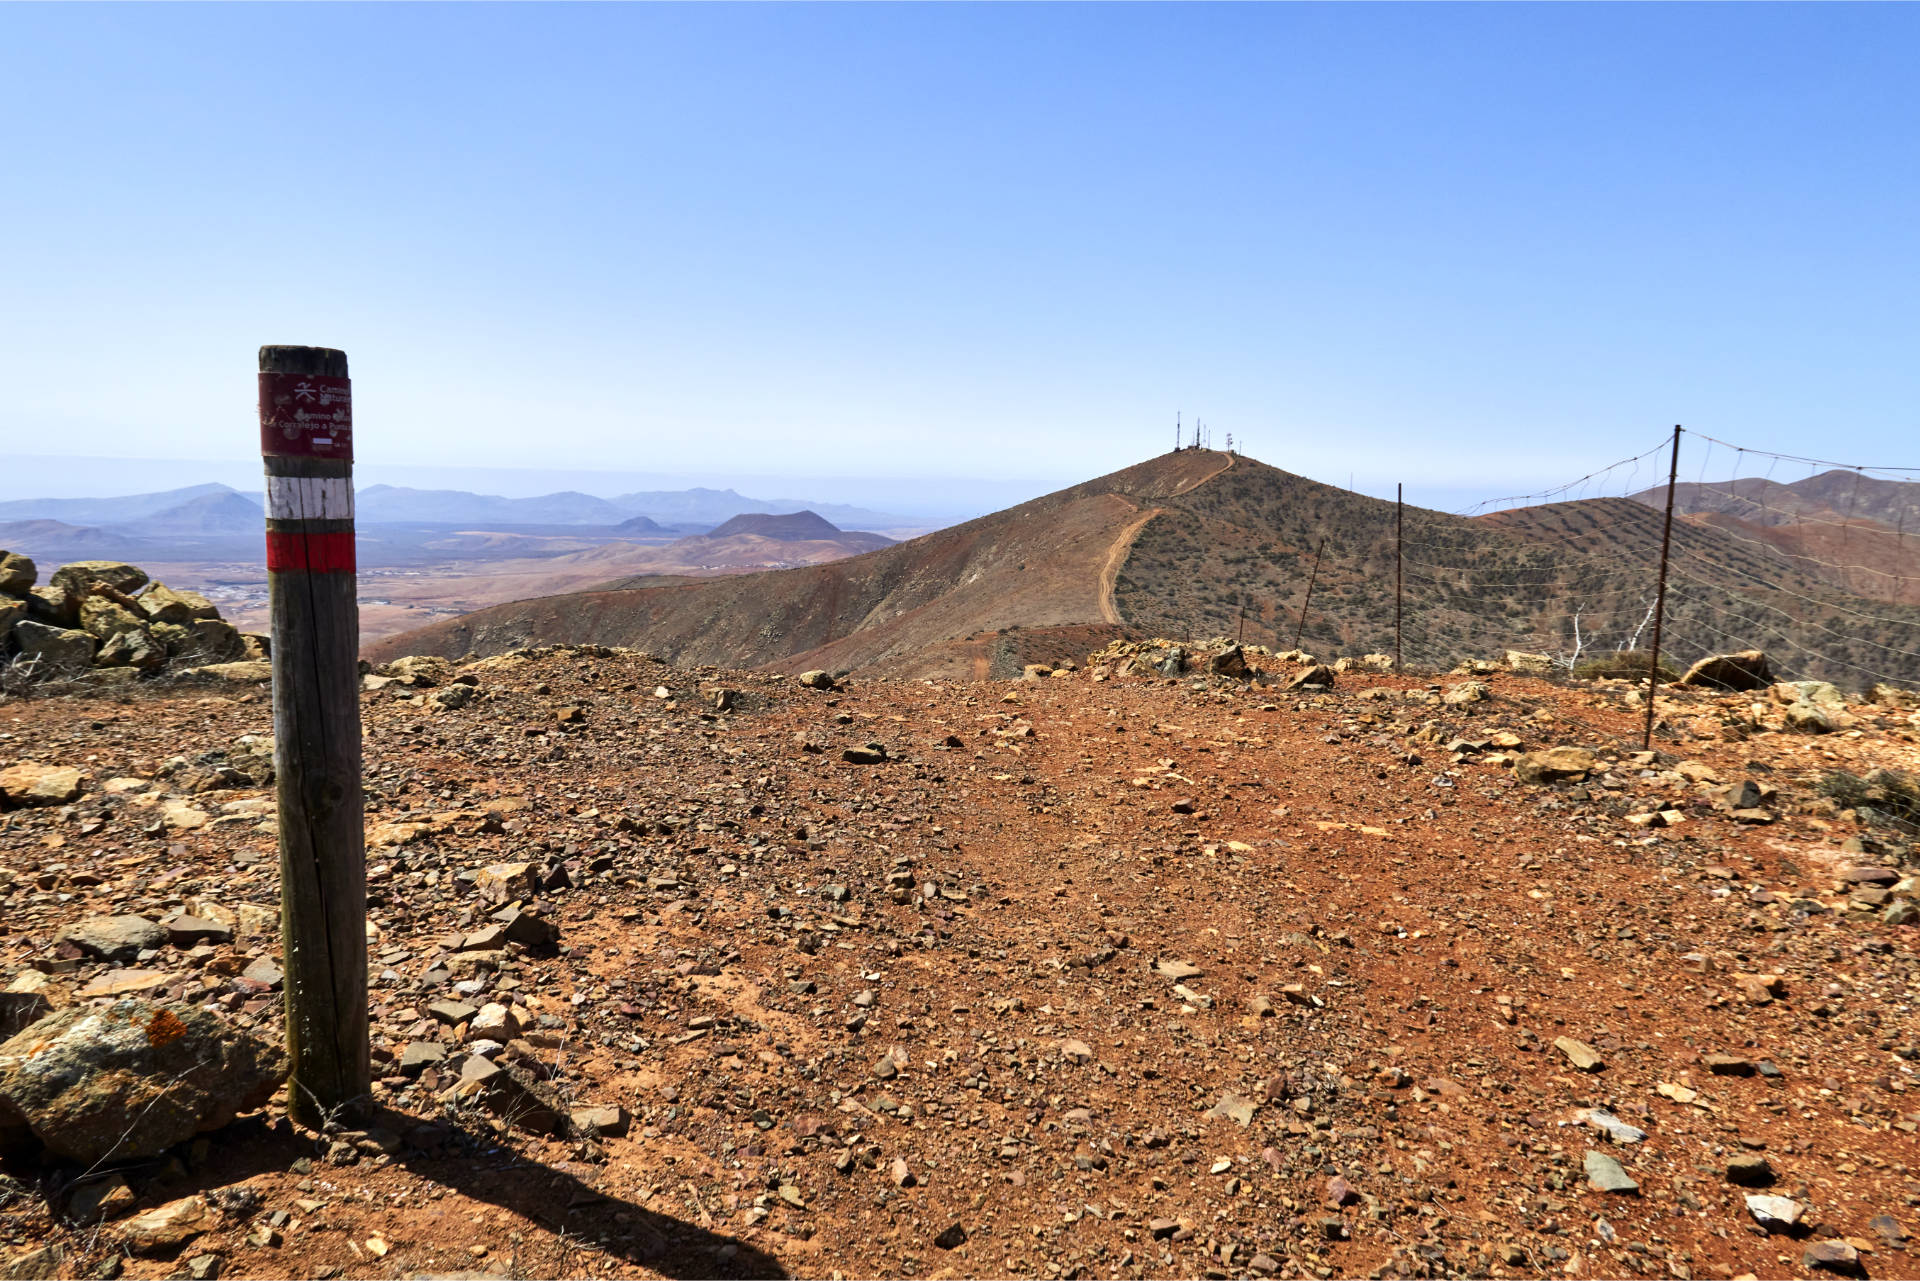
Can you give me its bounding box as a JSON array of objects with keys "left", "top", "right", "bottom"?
[{"left": 3, "top": 3, "right": 1916, "bottom": 513}]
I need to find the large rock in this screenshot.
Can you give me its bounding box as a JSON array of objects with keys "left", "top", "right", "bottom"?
[
  {"left": 49, "top": 561, "right": 148, "bottom": 599},
  {"left": 440, "top": 1055, "right": 565, "bottom": 1134},
  {"left": 1513, "top": 746, "right": 1597, "bottom": 784},
  {"left": 1870, "top": 682, "right": 1919, "bottom": 710},
  {"left": 77, "top": 594, "right": 149, "bottom": 643},
  {"left": 25, "top": 586, "right": 78, "bottom": 628},
  {"left": 119, "top": 1195, "right": 210, "bottom": 1256},
  {"left": 0, "top": 999, "right": 287, "bottom": 1164},
  {"left": 59, "top": 916, "right": 165, "bottom": 962},
  {"left": 1207, "top": 645, "right": 1253, "bottom": 679},
  {"left": 382, "top": 654, "right": 453, "bottom": 687},
  {"left": 0, "top": 762, "right": 84, "bottom": 808},
  {"left": 182, "top": 618, "right": 245, "bottom": 664},
  {"left": 95, "top": 627, "right": 165, "bottom": 671},
  {"left": 1771, "top": 680, "right": 1844, "bottom": 708},
  {"left": 1785, "top": 702, "right": 1839, "bottom": 734},
  {"left": 136, "top": 583, "right": 218, "bottom": 625},
  {"left": 0, "top": 552, "right": 33, "bottom": 597},
  {"left": 10, "top": 621, "right": 95, "bottom": 673},
  {"left": 0, "top": 599, "right": 23, "bottom": 648},
  {"left": 1505, "top": 650, "right": 1555, "bottom": 675},
  {"left": 1677, "top": 650, "right": 1772, "bottom": 691},
  {"left": 1285, "top": 664, "right": 1335, "bottom": 690}
]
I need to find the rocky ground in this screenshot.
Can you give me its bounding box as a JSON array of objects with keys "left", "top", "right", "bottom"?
[{"left": 0, "top": 644, "right": 1916, "bottom": 1281}]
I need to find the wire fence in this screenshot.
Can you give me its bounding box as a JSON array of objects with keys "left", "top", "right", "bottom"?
[
  {"left": 1416, "top": 429, "right": 1920, "bottom": 744},
  {"left": 1172, "top": 427, "right": 1920, "bottom": 749}
]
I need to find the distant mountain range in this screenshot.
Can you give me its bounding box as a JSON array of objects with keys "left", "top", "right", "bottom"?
[
  {"left": 0, "top": 483, "right": 241, "bottom": 527},
  {"left": 353, "top": 484, "right": 904, "bottom": 530},
  {"left": 0, "top": 481, "right": 917, "bottom": 568}
]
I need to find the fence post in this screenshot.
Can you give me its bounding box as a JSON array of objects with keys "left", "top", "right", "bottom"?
[
  {"left": 1642, "top": 425, "right": 1684, "bottom": 753},
  {"left": 1294, "top": 535, "right": 1327, "bottom": 650},
  {"left": 1394, "top": 483, "right": 1404, "bottom": 673},
  {"left": 259, "top": 345, "right": 369, "bottom": 1126}
]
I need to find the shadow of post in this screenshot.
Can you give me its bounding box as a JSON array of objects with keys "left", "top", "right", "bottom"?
[
  {"left": 27, "top": 1107, "right": 788, "bottom": 1281},
  {"left": 376, "top": 1105, "right": 788, "bottom": 1280}
]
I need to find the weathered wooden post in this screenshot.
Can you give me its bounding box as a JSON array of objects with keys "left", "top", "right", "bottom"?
[{"left": 258, "top": 345, "right": 369, "bottom": 1125}]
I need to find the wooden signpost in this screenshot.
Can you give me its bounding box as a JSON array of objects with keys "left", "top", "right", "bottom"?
[{"left": 259, "top": 345, "right": 369, "bottom": 1125}]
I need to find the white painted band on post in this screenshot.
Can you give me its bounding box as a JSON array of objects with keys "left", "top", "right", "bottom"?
[{"left": 267, "top": 475, "right": 355, "bottom": 521}]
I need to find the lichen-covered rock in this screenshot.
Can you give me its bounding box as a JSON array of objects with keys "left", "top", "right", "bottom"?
[
  {"left": 95, "top": 627, "right": 165, "bottom": 671},
  {"left": 382, "top": 654, "right": 453, "bottom": 687},
  {"left": 24, "top": 585, "right": 78, "bottom": 628},
  {"left": 48, "top": 561, "right": 149, "bottom": 599},
  {"left": 1505, "top": 650, "right": 1554, "bottom": 675},
  {"left": 10, "top": 621, "right": 94, "bottom": 673},
  {"left": 0, "top": 999, "right": 287, "bottom": 1164},
  {"left": 1513, "top": 746, "right": 1597, "bottom": 784},
  {"left": 77, "top": 594, "right": 149, "bottom": 643},
  {"left": 182, "top": 618, "right": 245, "bottom": 664},
  {"left": 136, "top": 583, "right": 218, "bottom": 625},
  {"left": 0, "top": 552, "right": 33, "bottom": 598},
  {"left": 0, "top": 599, "right": 23, "bottom": 648},
  {"left": 0, "top": 762, "right": 84, "bottom": 808}
]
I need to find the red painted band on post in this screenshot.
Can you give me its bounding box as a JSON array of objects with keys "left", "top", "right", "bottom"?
[
  {"left": 259, "top": 373, "right": 354, "bottom": 460},
  {"left": 265, "top": 529, "right": 357, "bottom": 573}
]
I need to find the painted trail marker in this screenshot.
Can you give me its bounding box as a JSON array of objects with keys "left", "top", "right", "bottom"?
[{"left": 259, "top": 344, "right": 369, "bottom": 1125}]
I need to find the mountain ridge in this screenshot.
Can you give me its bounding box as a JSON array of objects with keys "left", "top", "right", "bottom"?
[{"left": 369, "top": 449, "right": 1920, "bottom": 687}]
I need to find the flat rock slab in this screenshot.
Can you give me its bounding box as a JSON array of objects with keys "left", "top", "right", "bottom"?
[
  {"left": 1553, "top": 1036, "right": 1605, "bottom": 1071},
  {"left": 0, "top": 999, "right": 286, "bottom": 1164},
  {"left": 77, "top": 970, "right": 170, "bottom": 999},
  {"left": 120, "top": 1196, "right": 209, "bottom": 1256},
  {"left": 1584, "top": 1150, "right": 1639, "bottom": 1194},
  {"left": 58, "top": 915, "right": 164, "bottom": 962},
  {"left": 1206, "top": 1091, "right": 1257, "bottom": 1127},
  {"left": 1747, "top": 1194, "right": 1805, "bottom": 1231},
  {"left": 0, "top": 763, "right": 83, "bottom": 807}
]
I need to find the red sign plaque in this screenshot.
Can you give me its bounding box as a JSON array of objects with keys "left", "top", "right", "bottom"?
[{"left": 259, "top": 373, "right": 353, "bottom": 460}]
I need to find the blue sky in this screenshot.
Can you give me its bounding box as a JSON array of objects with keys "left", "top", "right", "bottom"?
[{"left": 2, "top": 4, "right": 1916, "bottom": 513}]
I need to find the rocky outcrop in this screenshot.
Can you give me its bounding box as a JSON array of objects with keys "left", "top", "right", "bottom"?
[
  {"left": 0, "top": 553, "right": 264, "bottom": 688},
  {"left": 1677, "top": 650, "right": 1773, "bottom": 691}
]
